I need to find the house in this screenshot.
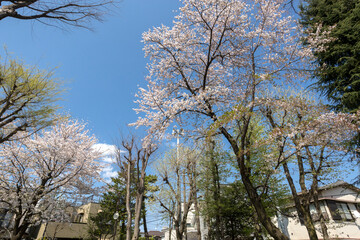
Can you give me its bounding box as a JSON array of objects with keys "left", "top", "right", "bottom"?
[
  {"left": 0, "top": 202, "right": 101, "bottom": 240},
  {"left": 277, "top": 181, "right": 360, "bottom": 240},
  {"left": 160, "top": 181, "right": 360, "bottom": 240},
  {"left": 33, "top": 202, "right": 101, "bottom": 240}
]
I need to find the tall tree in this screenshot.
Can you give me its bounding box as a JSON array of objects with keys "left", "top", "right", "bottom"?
[
  {"left": 0, "top": 118, "right": 102, "bottom": 240},
  {"left": 199, "top": 139, "right": 228, "bottom": 240},
  {"left": 115, "top": 135, "right": 156, "bottom": 240},
  {"left": 200, "top": 134, "right": 289, "bottom": 240},
  {"left": 262, "top": 94, "right": 358, "bottom": 240},
  {"left": 0, "top": 0, "right": 113, "bottom": 28},
  {"left": 88, "top": 173, "right": 129, "bottom": 240},
  {"left": 155, "top": 147, "right": 200, "bottom": 240},
  {"left": 300, "top": 0, "right": 360, "bottom": 186},
  {"left": 132, "top": 0, "right": 311, "bottom": 238},
  {"left": 301, "top": 0, "right": 360, "bottom": 112},
  {"left": 0, "top": 56, "right": 61, "bottom": 144}
]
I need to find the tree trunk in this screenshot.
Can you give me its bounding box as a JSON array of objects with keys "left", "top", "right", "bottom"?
[
  {"left": 120, "top": 220, "right": 126, "bottom": 240},
  {"left": 240, "top": 171, "right": 289, "bottom": 240},
  {"left": 132, "top": 193, "right": 144, "bottom": 240},
  {"left": 307, "top": 147, "right": 330, "bottom": 240},
  {"left": 175, "top": 221, "right": 183, "bottom": 240},
  {"left": 282, "top": 162, "right": 318, "bottom": 240},
  {"left": 142, "top": 202, "right": 149, "bottom": 240},
  {"left": 193, "top": 192, "right": 201, "bottom": 240},
  {"left": 126, "top": 162, "right": 133, "bottom": 240},
  {"left": 169, "top": 215, "right": 172, "bottom": 240},
  {"left": 312, "top": 179, "right": 329, "bottom": 240},
  {"left": 223, "top": 126, "right": 289, "bottom": 240},
  {"left": 208, "top": 139, "right": 222, "bottom": 240},
  {"left": 213, "top": 162, "right": 222, "bottom": 240},
  {"left": 254, "top": 214, "right": 264, "bottom": 240},
  {"left": 10, "top": 222, "right": 28, "bottom": 240},
  {"left": 215, "top": 107, "right": 289, "bottom": 239}
]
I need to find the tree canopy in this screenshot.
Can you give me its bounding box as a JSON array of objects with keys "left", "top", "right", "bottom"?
[
  {"left": 0, "top": 119, "right": 102, "bottom": 240},
  {"left": 0, "top": 56, "right": 61, "bottom": 144},
  {"left": 132, "top": 0, "right": 359, "bottom": 239},
  {"left": 301, "top": 0, "right": 360, "bottom": 112}
]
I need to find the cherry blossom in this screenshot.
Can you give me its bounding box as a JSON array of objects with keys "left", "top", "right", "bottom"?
[
  {"left": 132, "top": 0, "right": 357, "bottom": 239},
  {"left": 0, "top": 119, "right": 102, "bottom": 240}
]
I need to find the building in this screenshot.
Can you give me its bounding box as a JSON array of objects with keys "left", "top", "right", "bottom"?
[
  {"left": 160, "top": 181, "right": 360, "bottom": 240},
  {"left": 0, "top": 202, "right": 101, "bottom": 240},
  {"left": 277, "top": 181, "right": 360, "bottom": 239},
  {"left": 33, "top": 202, "right": 101, "bottom": 240}
]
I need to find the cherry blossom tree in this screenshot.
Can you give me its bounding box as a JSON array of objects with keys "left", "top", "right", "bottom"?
[
  {"left": 132, "top": 0, "right": 360, "bottom": 239},
  {"left": 260, "top": 94, "right": 359, "bottom": 240},
  {"left": 0, "top": 119, "right": 102, "bottom": 240},
  {"left": 133, "top": 0, "right": 310, "bottom": 239}
]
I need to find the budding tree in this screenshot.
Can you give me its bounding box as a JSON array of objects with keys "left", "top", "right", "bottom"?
[
  {"left": 0, "top": 56, "right": 61, "bottom": 144},
  {"left": 133, "top": 0, "right": 310, "bottom": 239},
  {"left": 0, "top": 119, "right": 102, "bottom": 240},
  {"left": 155, "top": 147, "right": 200, "bottom": 240}
]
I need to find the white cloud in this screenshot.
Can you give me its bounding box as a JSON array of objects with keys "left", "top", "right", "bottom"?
[
  {"left": 93, "top": 143, "right": 127, "bottom": 182},
  {"left": 92, "top": 143, "right": 118, "bottom": 156},
  {"left": 102, "top": 166, "right": 118, "bottom": 182},
  {"left": 102, "top": 156, "right": 116, "bottom": 164}
]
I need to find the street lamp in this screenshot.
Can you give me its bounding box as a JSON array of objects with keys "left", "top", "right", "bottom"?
[
  {"left": 113, "top": 212, "right": 119, "bottom": 240},
  {"left": 172, "top": 126, "right": 184, "bottom": 239},
  {"left": 172, "top": 126, "right": 183, "bottom": 163}
]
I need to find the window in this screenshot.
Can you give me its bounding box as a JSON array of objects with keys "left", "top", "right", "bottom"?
[
  {"left": 326, "top": 200, "right": 354, "bottom": 221},
  {"left": 76, "top": 213, "right": 84, "bottom": 223},
  {"left": 356, "top": 203, "right": 360, "bottom": 213},
  {"left": 310, "top": 201, "right": 329, "bottom": 222}
]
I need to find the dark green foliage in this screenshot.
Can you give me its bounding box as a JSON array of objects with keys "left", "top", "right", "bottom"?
[
  {"left": 199, "top": 140, "right": 256, "bottom": 239},
  {"left": 88, "top": 173, "right": 129, "bottom": 240},
  {"left": 301, "top": 0, "right": 360, "bottom": 185},
  {"left": 215, "top": 182, "right": 255, "bottom": 239},
  {"left": 88, "top": 172, "right": 158, "bottom": 240},
  {"left": 199, "top": 135, "right": 290, "bottom": 239},
  {"left": 301, "top": 0, "right": 360, "bottom": 112},
  {"left": 88, "top": 210, "right": 120, "bottom": 240}
]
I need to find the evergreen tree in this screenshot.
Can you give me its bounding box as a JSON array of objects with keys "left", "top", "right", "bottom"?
[
  {"left": 301, "top": 0, "right": 360, "bottom": 185},
  {"left": 88, "top": 173, "right": 158, "bottom": 240},
  {"left": 88, "top": 174, "right": 130, "bottom": 240},
  {"left": 301, "top": 0, "right": 360, "bottom": 112},
  {"left": 199, "top": 138, "right": 289, "bottom": 240}
]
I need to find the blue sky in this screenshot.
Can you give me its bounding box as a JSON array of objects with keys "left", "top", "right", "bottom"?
[
  {"left": 1, "top": 0, "right": 180, "bottom": 144},
  {"left": 1, "top": 0, "right": 358, "bottom": 232},
  {"left": 1, "top": 0, "right": 181, "bottom": 230}
]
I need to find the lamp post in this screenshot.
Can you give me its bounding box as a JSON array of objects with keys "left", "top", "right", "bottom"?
[
  {"left": 113, "top": 212, "right": 119, "bottom": 240},
  {"left": 172, "top": 126, "right": 183, "bottom": 164},
  {"left": 172, "top": 126, "right": 184, "bottom": 240}
]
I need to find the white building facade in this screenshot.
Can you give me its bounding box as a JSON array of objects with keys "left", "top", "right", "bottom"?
[{"left": 277, "top": 181, "right": 360, "bottom": 240}]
